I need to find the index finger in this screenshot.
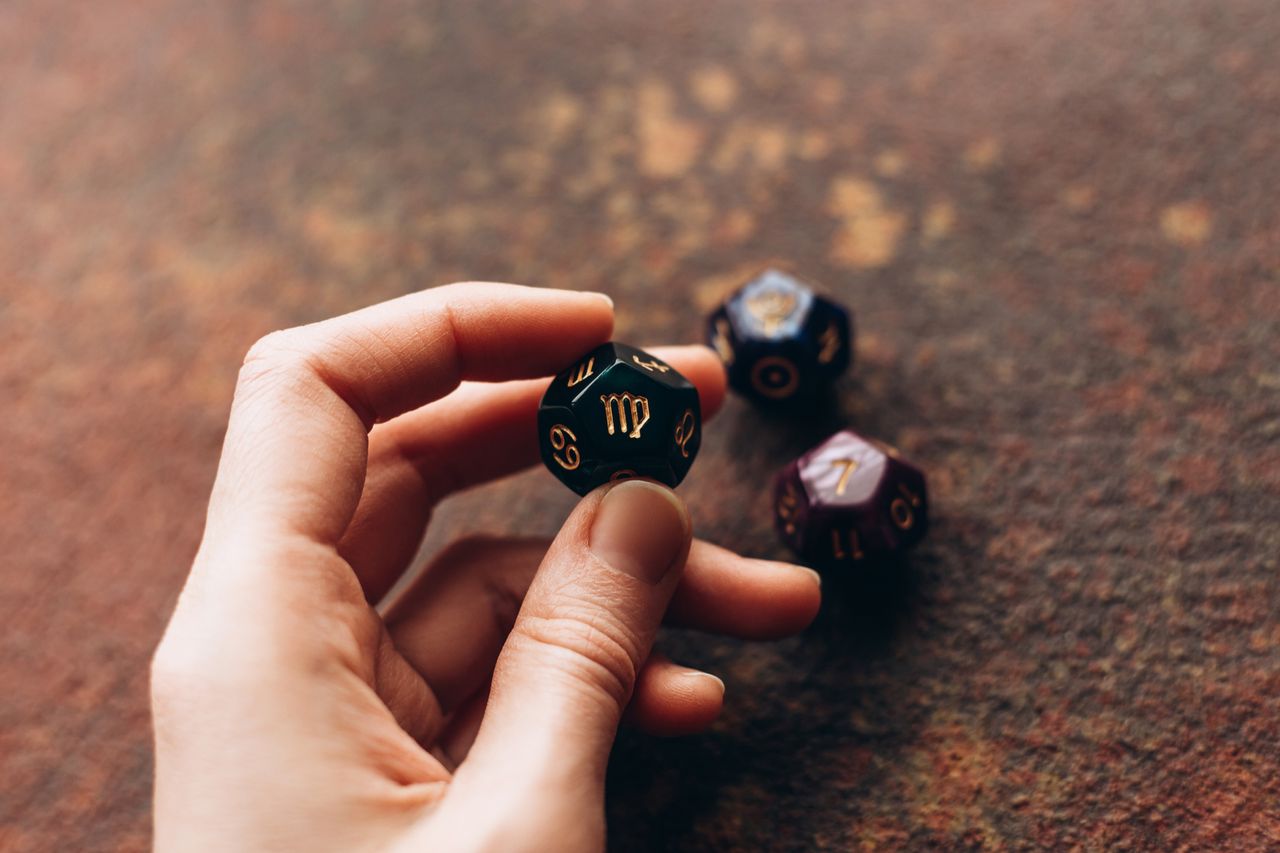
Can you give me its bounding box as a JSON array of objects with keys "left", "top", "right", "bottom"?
[{"left": 205, "top": 283, "right": 614, "bottom": 545}]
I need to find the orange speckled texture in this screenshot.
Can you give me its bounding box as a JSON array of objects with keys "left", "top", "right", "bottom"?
[{"left": 3, "top": 1, "right": 1279, "bottom": 849}]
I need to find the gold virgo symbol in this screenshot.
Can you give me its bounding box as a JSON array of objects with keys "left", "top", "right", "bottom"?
[{"left": 600, "top": 392, "right": 650, "bottom": 439}]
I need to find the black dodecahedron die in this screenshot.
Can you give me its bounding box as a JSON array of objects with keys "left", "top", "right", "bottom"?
[
  {"left": 538, "top": 342, "right": 701, "bottom": 495},
  {"left": 707, "top": 269, "right": 852, "bottom": 404},
  {"left": 774, "top": 430, "right": 928, "bottom": 567}
]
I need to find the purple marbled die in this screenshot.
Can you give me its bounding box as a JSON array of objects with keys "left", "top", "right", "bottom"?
[{"left": 774, "top": 429, "right": 928, "bottom": 567}]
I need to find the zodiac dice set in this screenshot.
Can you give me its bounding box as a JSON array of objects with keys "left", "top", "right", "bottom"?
[
  {"left": 537, "top": 269, "right": 927, "bottom": 568},
  {"left": 538, "top": 342, "right": 700, "bottom": 496}
]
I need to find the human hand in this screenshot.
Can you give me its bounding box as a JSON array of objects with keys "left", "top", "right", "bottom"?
[{"left": 151, "top": 283, "right": 822, "bottom": 852}]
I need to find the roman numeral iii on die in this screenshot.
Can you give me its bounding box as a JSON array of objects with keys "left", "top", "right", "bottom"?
[{"left": 538, "top": 342, "right": 701, "bottom": 495}]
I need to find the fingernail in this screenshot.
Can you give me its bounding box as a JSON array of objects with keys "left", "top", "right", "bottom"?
[
  {"left": 590, "top": 481, "right": 689, "bottom": 585},
  {"left": 685, "top": 671, "right": 725, "bottom": 696},
  {"left": 587, "top": 291, "right": 614, "bottom": 309},
  {"left": 801, "top": 567, "right": 823, "bottom": 588}
]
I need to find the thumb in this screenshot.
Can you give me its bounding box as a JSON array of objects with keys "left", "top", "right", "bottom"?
[{"left": 443, "top": 480, "right": 691, "bottom": 846}]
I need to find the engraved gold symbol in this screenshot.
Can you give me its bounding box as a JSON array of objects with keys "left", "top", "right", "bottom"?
[
  {"left": 750, "top": 356, "right": 799, "bottom": 399},
  {"left": 674, "top": 408, "right": 696, "bottom": 458},
  {"left": 745, "top": 289, "right": 797, "bottom": 335},
  {"left": 631, "top": 355, "right": 670, "bottom": 373},
  {"left": 831, "top": 528, "right": 865, "bottom": 561},
  {"left": 566, "top": 357, "right": 595, "bottom": 388},
  {"left": 818, "top": 322, "right": 841, "bottom": 365},
  {"left": 830, "top": 458, "right": 859, "bottom": 495},
  {"left": 712, "top": 317, "right": 734, "bottom": 365},
  {"left": 890, "top": 483, "right": 922, "bottom": 530},
  {"left": 600, "top": 392, "right": 651, "bottom": 439},
  {"left": 610, "top": 469, "right": 638, "bottom": 482},
  {"left": 776, "top": 480, "right": 801, "bottom": 535},
  {"left": 549, "top": 424, "right": 580, "bottom": 470}
]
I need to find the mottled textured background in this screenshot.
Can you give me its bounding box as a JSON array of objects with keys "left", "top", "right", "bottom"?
[{"left": 3, "top": 1, "right": 1278, "bottom": 849}]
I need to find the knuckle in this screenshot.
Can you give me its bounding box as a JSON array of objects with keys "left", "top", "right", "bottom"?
[
  {"left": 237, "top": 330, "right": 314, "bottom": 392},
  {"left": 512, "top": 602, "right": 643, "bottom": 710},
  {"left": 238, "top": 326, "right": 385, "bottom": 426},
  {"left": 242, "top": 328, "right": 303, "bottom": 368}
]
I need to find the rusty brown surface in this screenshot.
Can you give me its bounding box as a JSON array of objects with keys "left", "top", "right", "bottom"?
[{"left": 3, "top": 1, "right": 1279, "bottom": 849}]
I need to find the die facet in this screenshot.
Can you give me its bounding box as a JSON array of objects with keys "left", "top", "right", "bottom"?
[
  {"left": 538, "top": 342, "right": 701, "bottom": 495},
  {"left": 706, "top": 269, "right": 852, "bottom": 404},
  {"left": 774, "top": 430, "right": 928, "bottom": 566}
]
